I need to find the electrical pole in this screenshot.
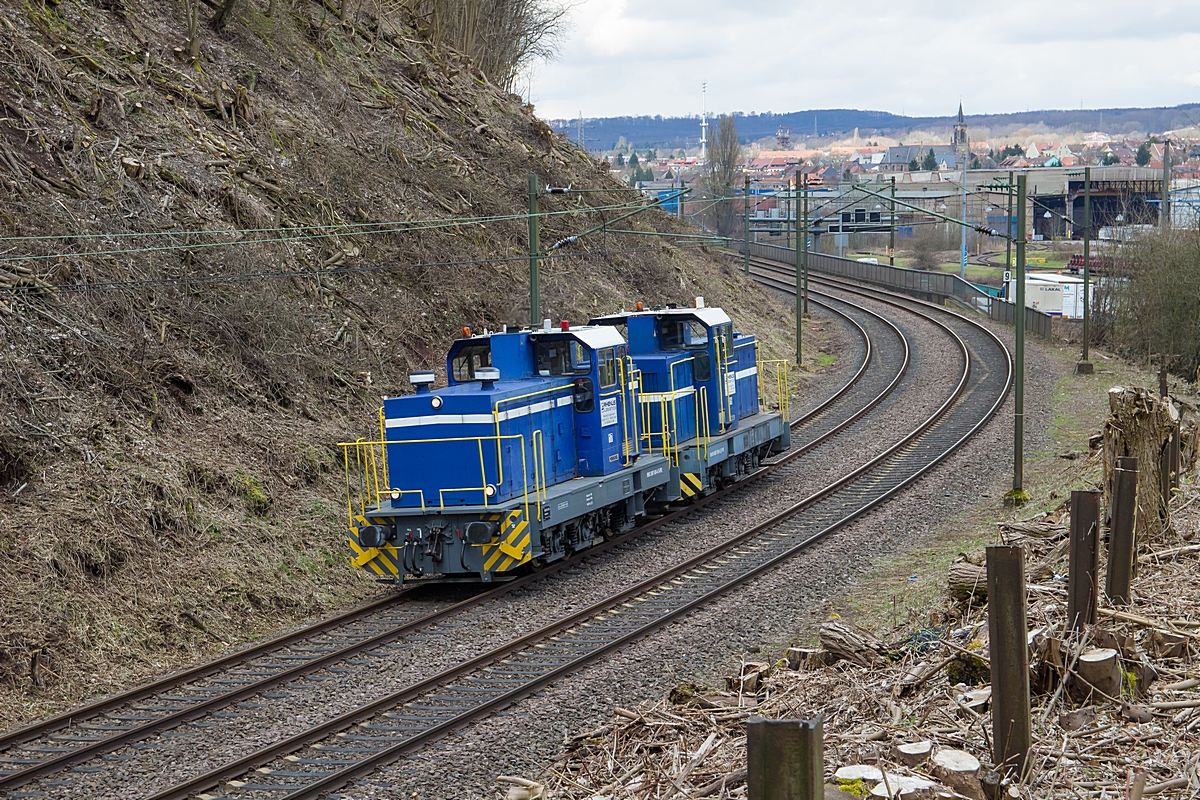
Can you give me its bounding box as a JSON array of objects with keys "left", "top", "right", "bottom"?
[
  {"left": 528, "top": 173, "right": 540, "bottom": 326},
  {"left": 1161, "top": 139, "right": 1171, "bottom": 230},
  {"left": 785, "top": 185, "right": 791, "bottom": 249},
  {"left": 1077, "top": 167, "right": 1093, "bottom": 374},
  {"left": 795, "top": 186, "right": 802, "bottom": 367},
  {"left": 1012, "top": 173, "right": 1028, "bottom": 499},
  {"left": 1005, "top": 171, "right": 1013, "bottom": 274},
  {"left": 802, "top": 181, "right": 809, "bottom": 315},
  {"left": 744, "top": 175, "right": 751, "bottom": 275},
  {"left": 889, "top": 176, "right": 896, "bottom": 265},
  {"left": 960, "top": 151, "right": 968, "bottom": 280}
]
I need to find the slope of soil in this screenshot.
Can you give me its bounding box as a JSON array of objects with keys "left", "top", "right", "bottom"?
[{"left": 0, "top": 1, "right": 794, "bottom": 726}]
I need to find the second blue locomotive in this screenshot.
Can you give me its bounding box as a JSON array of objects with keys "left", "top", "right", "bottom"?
[{"left": 342, "top": 300, "right": 790, "bottom": 582}]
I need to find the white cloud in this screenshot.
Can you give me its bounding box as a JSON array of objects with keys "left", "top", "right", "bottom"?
[{"left": 529, "top": 0, "right": 1200, "bottom": 120}]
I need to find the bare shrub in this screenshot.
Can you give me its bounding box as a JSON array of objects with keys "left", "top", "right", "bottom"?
[
  {"left": 908, "top": 227, "right": 942, "bottom": 270},
  {"left": 1100, "top": 230, "right": 1200, "bottom": 381},
  {"left": 404, "top": 0, "right": 570, "bottom": 89}
]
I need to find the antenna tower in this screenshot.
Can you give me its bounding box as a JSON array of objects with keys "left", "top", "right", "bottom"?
[{"left": 699, "top": 82, "right": 708, "bottom": 161}]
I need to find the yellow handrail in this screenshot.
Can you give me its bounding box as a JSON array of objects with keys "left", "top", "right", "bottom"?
[
  {"left": 338, "top": 433, "right": 533, "bottom": 531},
  {"left": 378, "top": 406, "right": 389, "bottom": 490},
  {"left": 757, "top": 358, "right": 791, "bottom": 418}
]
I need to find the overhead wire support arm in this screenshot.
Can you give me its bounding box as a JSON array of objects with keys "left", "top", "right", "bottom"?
[
  {"left": 850, "top": 182, "right": 1009, "bottom": 239},
  {"left": 546, "top": 189, "right": 691, "bottom": 252}
]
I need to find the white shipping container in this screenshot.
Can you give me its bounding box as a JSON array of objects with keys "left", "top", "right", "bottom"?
[{"left": 1005, "top": 273, "right": 1087, "bottom": 319}]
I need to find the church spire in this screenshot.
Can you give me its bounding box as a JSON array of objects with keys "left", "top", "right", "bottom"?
[{"left": 953, "top": 103, "right": 968, "bottom": 156}]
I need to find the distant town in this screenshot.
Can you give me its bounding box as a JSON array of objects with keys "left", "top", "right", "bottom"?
[{"left": 565, "top": 105, "right": 1199, "bottom": 292}]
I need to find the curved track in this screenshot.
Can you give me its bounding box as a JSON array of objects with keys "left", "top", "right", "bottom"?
[
  {"left": 0, "top": 295, "right": 911, "bottom": 795},
  {"left": 133, "top": 272, "right": 1010, "bottom": 800}
]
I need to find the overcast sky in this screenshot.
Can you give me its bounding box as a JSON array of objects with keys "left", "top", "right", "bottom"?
[{"left": 528, "top": 0, "right": 1200, "bottom": 122}]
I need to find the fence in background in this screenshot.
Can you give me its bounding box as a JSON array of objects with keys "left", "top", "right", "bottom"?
[{"left": 733, "top": 240, "right": 1054, "bottom": 340}]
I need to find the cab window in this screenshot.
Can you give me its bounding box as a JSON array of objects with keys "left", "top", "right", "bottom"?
[
  {"left": 535, "top": 338, "right": 592, "bottom": 376},
  {"left": 598, "top": 348, "right": 617, "bottom": 388},
  {"left": 451, "top": 343, "right": 491, "bottom": 381},
  {"left": 660, "top": 318, "right": 709, "bottom": 350}
]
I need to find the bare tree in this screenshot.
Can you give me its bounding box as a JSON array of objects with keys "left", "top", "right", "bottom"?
[
  {"left": 405, "top": 0, "right": 570, "bottom": 90},
  {"left": 184, "top": 0, "right": 202, "bottom": 59},
  {"left": 704, "top": 115, "right": 742, "bottom": 237},
  {"left": 211, "top": 0, "right": 241, "bottom": 31}
]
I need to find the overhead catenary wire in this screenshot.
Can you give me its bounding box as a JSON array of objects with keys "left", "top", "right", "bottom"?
[
  {"left": 0, "top": 196, "right": 671, "bottom": 265},
  {"left": 0, "top": 243, "right": 710, "bottom": 298},
  {"left": 0, "top": 195, "right": 653, "bottom": 246}
]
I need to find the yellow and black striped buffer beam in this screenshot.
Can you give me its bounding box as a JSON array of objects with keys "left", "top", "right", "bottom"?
[
  {"left": 481, "top": 509, "right": 531, "bottom": 574},
  {"left": 348, "top": 515, "right": 401, "bottom": 577},
  {"left": 680, "top": 472, "right": 704, "bottom": 499}
]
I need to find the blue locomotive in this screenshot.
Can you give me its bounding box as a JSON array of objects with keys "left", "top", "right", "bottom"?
[{"left": 341, "top": 301, "right": 790, "bottom": 582}]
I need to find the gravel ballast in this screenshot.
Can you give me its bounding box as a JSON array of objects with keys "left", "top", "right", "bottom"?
[{"left": 12, "top": 289, "right": 1006, "bottom": 800}]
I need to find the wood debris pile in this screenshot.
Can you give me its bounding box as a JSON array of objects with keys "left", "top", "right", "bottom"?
[{"left": 522, "top": 487, "right": 1200, "bottom": 799}]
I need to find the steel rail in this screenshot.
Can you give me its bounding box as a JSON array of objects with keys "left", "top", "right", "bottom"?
[
  {"left": 0, "top": 296, "right": 905, "bottom": 794},
  {"left": 146, "top": 285, "right": 1008, "bottom": 800}
]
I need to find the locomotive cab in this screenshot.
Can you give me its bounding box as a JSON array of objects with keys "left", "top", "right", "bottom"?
[
  {"left": 342, "top": 322, "right": 668, "bottom": 583},
  {"left": 590, "top": 303, "right": 788, "bottom": 502}
]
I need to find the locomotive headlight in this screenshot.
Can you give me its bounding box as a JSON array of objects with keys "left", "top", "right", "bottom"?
[
  {"left": 484, "top": 484, "right": 497, "bottom": 498},
  {"left": 430, "top": 396, "right": 443, "bottom": 409},
  {"left": 390, "top": 489, "right": 401, "bottom": 501}
]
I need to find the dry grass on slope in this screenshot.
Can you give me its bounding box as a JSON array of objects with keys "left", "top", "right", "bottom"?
[{"left": 0, "top": 1, "right": 793, "bottom": 726}]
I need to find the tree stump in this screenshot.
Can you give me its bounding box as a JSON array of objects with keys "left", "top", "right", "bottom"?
[
  {"left": 1068, "top": 648, "right": 1122, "bottom": 703},
  {"left": 931, "top": 749, "right": 984, "bottom": 800},
  {"left": 891, "top": 740, "right": 932, "bottom": 767},
  {"left": 818, "top": 621, "right": 886, "bottom": 667},
  {"left": 1102, "top": 386, "right": 1179, "bottom": 543}
]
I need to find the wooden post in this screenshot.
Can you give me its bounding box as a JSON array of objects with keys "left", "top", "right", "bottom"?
[
  {"left": 746, "top": 717, "right": 822, "bottom": 800},
  {"left": 1106, "top": 456, "right": 1139, "bottom": 604},
  {"left": 1066, "top": 490, "right": 1101, "bottom": 631},
  {"left": 987, "top": 545, "right": 1030, "bottom": 777}
]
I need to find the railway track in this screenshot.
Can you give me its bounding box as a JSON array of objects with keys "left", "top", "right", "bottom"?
[
  {"left": 124, "top": 276, "right": 1009, "bottom": 800},
  {"left": 0, "top": 294, "right": 914, "bottom": 796}
]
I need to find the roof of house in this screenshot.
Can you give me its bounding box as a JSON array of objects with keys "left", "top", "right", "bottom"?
[{"left": 880, "top": 144, "right": 961, "bottom": 169}]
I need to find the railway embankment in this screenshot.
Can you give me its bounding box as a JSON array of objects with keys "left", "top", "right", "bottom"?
[
  {"left": 527, "top": 340, "right": 1200, "bottom": 800},
  {"left": 0, "top": 2, "right": 811, "bottom": 727}
]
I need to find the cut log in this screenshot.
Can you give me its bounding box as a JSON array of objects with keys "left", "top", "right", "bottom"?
[
  {"left": 931, "top": 749, "right": 984, "bottom": 800},
  {"left": 1129, "top": 658, "right": 1158, "bottom": 698},
  {"left": 497, "top": 776, "right": 544, "bottom": 800},
  {"left": 786, "top": 647, "right": 829, "bottom": 670},
  {"left": 1103, "top": 386, "right": 1178, "bottom": 543},
  {"left": 835, "top": 765, "right": 884, "bottom": 782},
  {"left": 979, "top": 769, "right": 1003, "bottom": 800},
  {"left": 1057, "top": 706, "right": 1096, "bottom": 731},
  {"left": 868, "top": 774, "right": 936, "bottom": 799},
  {"left": 891, "top": 740, "right": 932, "bottom": 767},
  {"left": 1068, "top": 648, "right": 1122, "bottom": 703},
  {"left": 958, "top": 686, "right": 992, "bottom": 715},
  {"left": 1120, "top": 702, "right": 1153, "bottom": 723},
  {"left": 947, "top": 562, "right": 988, "bottom": 603},
  {"left": 819, "top": 621, "right": 887, "bottom": 667},
  {"left": 1149, "top": 630, "right": 1189, "bottom": 659}
]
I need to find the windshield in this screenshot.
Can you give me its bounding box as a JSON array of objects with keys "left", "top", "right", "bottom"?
[
  {"left": 534, "top": 338, "right": 592, "bottom": 376},
  {"left": 659, "top": 318, "right": 709, "bottom": 350},
  {"left": 451, "top": 343, "right": 491, "bottom": 381}
]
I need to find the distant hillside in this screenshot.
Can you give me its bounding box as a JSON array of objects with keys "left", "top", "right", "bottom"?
[{"left": 551, "top": 104, "right": 1200, "bottom": 150}]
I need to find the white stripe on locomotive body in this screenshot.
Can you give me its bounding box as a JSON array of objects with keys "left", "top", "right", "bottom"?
[
  {"left": 385, "top": 413, "right": 495, "bottom": 428},
  {"left": 734, "top": 366, "right": 757, "bottom": 379},
  {"left": 384, "top": 394, "right": 574, "bottom": 428}
]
